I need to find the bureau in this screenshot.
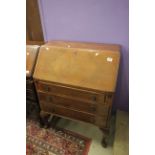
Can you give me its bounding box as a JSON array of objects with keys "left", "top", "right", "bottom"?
[
  {"left": 33, "top": 41, "right": 120, "bottom": 147},
  {"left": 26, "top": 43, "right": 42, "bottom": 117}
]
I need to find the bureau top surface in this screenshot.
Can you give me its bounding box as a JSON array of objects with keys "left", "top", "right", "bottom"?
[
  {"left": 26, "top": 45, "right": 40, "bottom": 77},
  {"left": 33, "top": 41, "right": 121, "bottom": 92}
]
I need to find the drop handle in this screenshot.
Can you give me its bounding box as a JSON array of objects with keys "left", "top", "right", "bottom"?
[{"left": 45, "top": 86, "right": 50, "bottom": 92}]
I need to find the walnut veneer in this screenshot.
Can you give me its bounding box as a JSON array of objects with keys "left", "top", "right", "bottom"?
[{"left": 33, "top": 41, "right": 121, "bottom": 147}]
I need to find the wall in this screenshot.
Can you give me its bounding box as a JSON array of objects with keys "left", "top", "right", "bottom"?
[{"left": 38, "top": 0, "right": 129, "bottom": 111}]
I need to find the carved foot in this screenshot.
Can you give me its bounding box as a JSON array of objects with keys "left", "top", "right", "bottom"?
[
  {"left": 39, "top": 111, "right": 61, "bottom": 129},
  {"left": 51, "top": 116, "right": 60, "bottom": 128},
  {"left": 100, "top": 128, "right": 110, "bottom": 148},
  {"left": 102, "top": 137, "right": 107, "bottom": 148},
  {"left": 39, "top": 111, "right": 51, "bottom": 128}
]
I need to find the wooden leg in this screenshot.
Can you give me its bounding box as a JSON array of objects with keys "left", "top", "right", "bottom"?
[
  {"left": 100, "top": 128, "right": 110, "bottom": 148},
  {"left": 44, "top": 115, "right": 61, "bottom": 128},
  {"left": 44, "top": 114, "right": 54, "bottom": 128},
  {"left": 26, "top": 101, "right": 31, "bottom": 118},
  {"left": 39, "top": 111, "right": 51, "bottom": 128},
  {"left": 51, "top": 116, "right": 61, "bottom": 128},
  {"left": 40, "top": 111, "right": 61, "bottom": 129}
]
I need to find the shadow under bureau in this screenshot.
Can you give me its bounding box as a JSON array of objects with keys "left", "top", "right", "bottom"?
[{"left": 33, "top": 41, "right": 121, "bottom": 147}]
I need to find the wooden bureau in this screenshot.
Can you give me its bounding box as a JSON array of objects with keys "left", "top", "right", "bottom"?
[
  {"left": 26, "top": 44, "right": 41, "bottom": 117},
  {"left": 33, "top": 41, "right": 121, "bottom": 147}
]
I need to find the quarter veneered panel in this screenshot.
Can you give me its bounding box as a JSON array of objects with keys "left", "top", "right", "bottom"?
[{"left": 33, "top": 41, "right": 120, "bottom": 92}]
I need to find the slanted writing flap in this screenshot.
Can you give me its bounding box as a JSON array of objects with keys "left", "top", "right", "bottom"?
[{"left": 33, "top": 41, "right": 120, "bottom": 92}]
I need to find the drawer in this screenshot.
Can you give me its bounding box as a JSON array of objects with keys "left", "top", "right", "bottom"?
[
  {"left": 35, "top": 81, "right": 104, "bottom": 103},
  {"left": 95, "top": 115, "right": 108, "bottom": 128},
  {"left": 38, "top": 92, "right": 97, "bottom": 114},
  {"left": 104, "top": 94, "right": 113, "bottom": 105},
  {"left": 40, "top": 103, "right": 95, "bottom": 123},
  {"left": 96, "top": 104, "right": 110, "bottom": 116}
]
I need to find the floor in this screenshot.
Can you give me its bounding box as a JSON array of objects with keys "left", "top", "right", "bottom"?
[
  {"left": 56, "top": 116, "right": 116, "bottom": 155},
  {"left": 27, "top": 107, "right": 128, "bottom": 155},
  {"left": 56, "top": 111, "right": 129, "bottom": 155},
  {"left": 113, "top": 111, "right": 129, "bottom": 155}
]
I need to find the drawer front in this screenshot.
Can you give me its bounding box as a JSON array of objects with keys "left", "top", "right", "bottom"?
[
  {"left": 38, "top": 92, "right": 97, "bottom": 114},
  {"left": 40, "top": 103, "right": 95, "bottom": 123},
  {"left": 95, "top": 115, "right": 108, "bottom": 128},
  {"left": 35, "top": 81, "right": 103, "bottom": 103},
  {"left": 104, "top": 94, "right": 113, "bottom": 105},
  {"left": 96, "top": 104, "right": 110, "bottom": 116}
]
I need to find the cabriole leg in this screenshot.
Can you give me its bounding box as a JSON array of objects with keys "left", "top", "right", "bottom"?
[
  {"left": 39, "top": 111, "right": 51, "bottom": 128},
  {"left": 100, "top": 128, "right": 110, "bottom": 148}
]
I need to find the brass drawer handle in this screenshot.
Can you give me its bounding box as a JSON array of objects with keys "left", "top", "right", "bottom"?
[{"left": 44, "top": 86, "right": 50, "bottom": 92}]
